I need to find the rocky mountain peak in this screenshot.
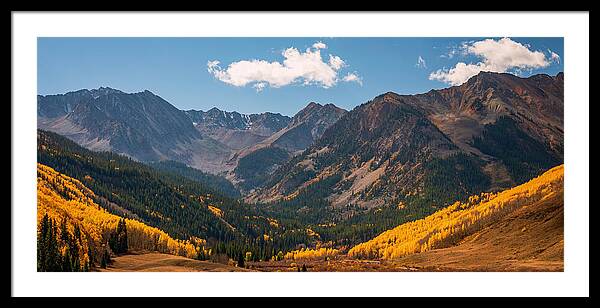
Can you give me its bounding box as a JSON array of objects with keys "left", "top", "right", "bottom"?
[
  {"left": 89, "top": 86, "right": 124, "bottom": 97},
  {"left": 291, "top": 101, "right": 346, "bottom": 126}
]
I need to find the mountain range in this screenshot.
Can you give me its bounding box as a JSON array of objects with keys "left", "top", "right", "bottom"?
[
  {"left": 38, "top": 71, "right": 563, "bottom": 217},
  {"left": 250, "top": 72, "right": 563, "bottom": 217},
  {"left": 38, "top": 87, "right": 200, "bottom": 162},
  {"left": 184, "top": 108, "right": 291, "bottom": 150},
  {"left": 38, "top": 88, "right": 345, "bottom": 184}
]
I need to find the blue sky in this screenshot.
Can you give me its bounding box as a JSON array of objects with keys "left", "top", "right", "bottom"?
[{"left": 38, "top": 37, "right": 563, "bottom": 116}]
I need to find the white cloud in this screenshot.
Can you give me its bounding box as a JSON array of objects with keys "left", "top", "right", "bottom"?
[
  {"left": 313, "top": 41, "right": 327, "bottom": 49},
  {"left": 416, "top": 56, "right": 427, "bottom": 69},
  {"left": 549, "top": 49, "right": 561, "bottom": 64},
  {"left": 342, "top": 73, "right": 362, "bottom": 86},
  {"left": 207, "top": 42, "right": 357, "bottom": 90},
  {"left": 429, "top": 38, "right": 551, "bottom": 86},
  {"left": 328, "top": 55, "right": 346, "bottom": 70}
]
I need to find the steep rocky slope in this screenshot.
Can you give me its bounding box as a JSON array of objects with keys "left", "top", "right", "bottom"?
[
  {"left": 230, "top": 102, "right": 347, "bottom": 192},
  {"left": 185, "top": 108, "right": 290, "bottom": 150},
  {"left": 38, "top": 88, "right": 201, "bottom": 162},
  {"left": 250, "top": 72, "right": 563, "bottom": 213}
]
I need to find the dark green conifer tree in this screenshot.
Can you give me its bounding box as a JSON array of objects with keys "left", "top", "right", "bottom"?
[{"left": 237, "top": 252, "right": 245, "bottom": 268}]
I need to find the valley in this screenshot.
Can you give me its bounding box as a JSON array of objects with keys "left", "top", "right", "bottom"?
[{"left": 36, "top": 71, "right": 565, "bottom": 272}]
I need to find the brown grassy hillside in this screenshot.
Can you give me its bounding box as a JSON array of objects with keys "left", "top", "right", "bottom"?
[
  {"left": 347, "top": 164, "right": 563, "bottom": 271},
  {"left": 98, "top": 251, "right": 253, "bottom": 272},
  {"left": 394, "top": 187, "right": 563, "bottom": 271}
]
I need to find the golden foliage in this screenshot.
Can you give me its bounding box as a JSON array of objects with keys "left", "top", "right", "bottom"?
[
  {"left": 284, "top": 247, "right": 340, "bottom": 260},
  {"left": 348, "top": 165, "right": 564, "bottom": 260},
  {"left": 207, "top": 205, "right": 223, "bottom": 218},
  {"left": 306, "top": 228, "right": 320, "bottom": 239},
  {"left": 37, "top": 163, "right": 206, "bottom": 260}
]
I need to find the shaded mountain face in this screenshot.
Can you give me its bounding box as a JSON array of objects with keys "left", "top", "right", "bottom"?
[
  {"left": 184, "top": 108, "right": 291, "bottom": 150},
  {"left": 249, "top": 72, "right": 563, "bottom": 213},
  {"left": 186, "top": 108, "right": 290, "bottom": 134},
  {"left": 37, "top": 88, "right": 343, "bottom": 178},
  {"left": 38, "top": 88, "right": 201, "bottom": 162},
  {"left": 231, "top": 102, "right": 347, "bottom": 192},
  {"left": 270, "top": 102, "right": 348, "bottom": 152},
  {"left": 38, "top": 88, "right": 238, "bottom": 174}
]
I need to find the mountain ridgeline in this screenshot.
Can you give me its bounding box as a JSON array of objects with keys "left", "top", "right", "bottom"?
[
  {"left": 251, "top": 72, "right": 563, "bottom": 219},
  {"left": 38, "top": 87, "right": 200, "bottom": 162},
  {"left": 37, "top": 88, "right": 346, "bottom": 190},
  {"left": 184, "top": 108, "right": 291, "bottom": 150}
]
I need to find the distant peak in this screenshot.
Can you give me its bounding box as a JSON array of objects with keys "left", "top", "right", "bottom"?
[
  {"left": 374, "top": 91, "right": 400, "bottom": 102},
  {"left": 205, "top": 107, "right": 245, "bottom": 118},
  {"left": 90, "top": 87, "right": 125, "bottom": 96},
  {"left": 467, "top": 71, "right": 563, "bottom": 86},
  {"left": 71, "top": 88, "right": 93, "bottom": 95},
  {"left": 476, "top": 71, "right": 495, "bottom": 76},
  {"left": 96, "top": 86, "right": 122, "bottom": 92},
  {"left": 206, "top": 107, "right": 223, "bottom": 114},
  {"left": 468, "top": 71, "right": 497, "bottom": 81},
  {"left": 462, "top": 71, "right": 514, "bottom": 87},
  {"left": 323, "top": 103, "right": 346, "bottom": 112},
  {"left": 295, "top": 102, "right": 326, "bottom": 115}
]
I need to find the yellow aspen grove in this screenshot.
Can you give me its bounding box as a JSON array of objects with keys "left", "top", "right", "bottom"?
[
  {"left": 283, "top": 247, "right": 340, "bottom": 260},
  {"left": 348, "top": 165, "right": 564, "bottom": 260},
  {"left": 37, "top": 163, "right": 205, "bottom": 263}
]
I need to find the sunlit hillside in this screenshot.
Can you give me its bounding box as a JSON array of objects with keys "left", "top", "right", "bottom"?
[
  {"left": 37, "top": 163, "right": 207, "bottom": 271},
  {"left": 348, "top": 165, "right": 564, "bottom": 260}
]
